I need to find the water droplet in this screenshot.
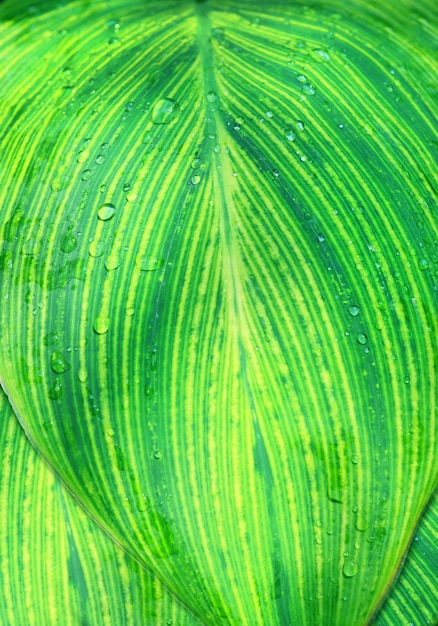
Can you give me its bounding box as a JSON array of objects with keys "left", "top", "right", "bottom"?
[
  {"left": 284, "top": 128, "right": 295, "bottom": 141},
  {"left": 95, "top": 154, "right": 105, "bottom": 165},
  {"left": 145, "top": 385, "right": 153, "bottom": 398},
  {"left": 317, "top": 233, "right": 325, "bottom": 243},
  {"left": 296, "top": 120, "right": 305, "bottom": 131},
  {"left": 271, "top": 169, "right": 280, "bottom": 178},
  {"left": 191, "top": 174, "right": 202, "bottom": 185},
  {"left": 418, "top": 258, "right": 429, "bottom": 271},
  {"left": 43, "top": 331, "right": 61, "bottom": 346},
  {"left": 356, "top": 333, "right": 367, "bottom": 345},
  {"left": 351, "top": 454, "right": 358, "bottom": 464},
  {"left": 94, "top": 316, "right": 109, "bottom": 334},
  {"left": 77, "top": 149, "right": 90, "bottom": 163},
  {"left": 51, "top": 172, "right": 72, "bottom": 192},
  {"left": 78, "top": 366, "right": 88, "bottom": 383},
  {"left": 139, "top": 256, "right": 165, "bottom": 271},
  {"left": 311, "top": 49, "right": 330, "bottom": 63},
  {"left": 152, "top": 98, "right": 179, "bottom": 124},
  {"left": 60, "top": 233, "right": 77, "bottom": 253},
  {"left": 206, "top": 90, "right": 217, "bottom": 103},
  {"left": 105, "top": 255, "right": 121, "bottom": 271},
  {"left": 88, "top": 240, "right": 106, "bottom": 257},
  {"left": 302, "top": 83, "right": 315, "bottom": 96},
  {"left": 154, "top": 450, "right": 162, "bottom": 460},
  {"left": 82, "top": 169, "right": 93, "bottom": 181},
  {"left": 404, "top": 375, "right": 410, "bottom": 384},
  {"left": 126, "top": 190, "right": 138, "bottom": 202},
  {"left": 167, "top": 619, "right": 173, "bottom": 625},
  {"left": 97, "top": 203, "right": 116, "bottom": 221},
  {"left": 48, "top": 377, "right": 63, "bottom": 399},
  {"left": 137, "top": 495, "right": 148, "bottom": 512},
  {"left": 355, "top": 513, "right": 369, "bottom": 532},
  {"left": 50, "top": 351, "right": 69, "bottom": 374},
  {"left": 342, "top": 560, "right": 358, "bottom": 578},
  {"left": 349, "top": 305, "right": 360, "bottom": 317},
  {"left": 126, "top": 307, "right": 135, "bottom": 316},
  {"left": 191, "top": 157, "right": 201, "bottom": 170}
]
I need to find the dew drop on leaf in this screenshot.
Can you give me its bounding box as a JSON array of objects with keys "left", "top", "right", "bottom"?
[
  {"left": 97, "top": 203, "right": 116, "bottom": 221},
  {"left": 418, "top": 258, "right": 429, "bottom": 271},
  {"left": 355, "top": 513, "right": 369, "bottom": 532},
  {"left": 302, "top": 83, "right": 315, "bottom": 95},
  {"left": 311, "top": 49, "right": 330, "bottom": 63},
  {"left": 48, "top": 377, "right": 63, "bottom": 399},
  {"left": 94, "top": 316, "right": 109, "bottom": 334},
  {"left": 137, "top": 495, "right": 148, "bottom": 512},
  {"left": 191, "top": 174, "right": 202, "bottom": 185},
  {"left": 77, "top": 149, "right": 90, "bottom": 163},
  {"left": 356, "top": 333, "right": 367, "bottom": 345},
  {"left": 82, "top": 169, "right": 93, "bottom": 181},
  {"left": 43, "top": 330, "right": 61, "bottom": 346},
  {"left": 88, "top": 240, "right": 106, "bottom": 257},
  {"left": 51, "top": 172, "right": 72, "bottom": 192},
  {"left": 50, "top": 351, "right": 69, "bottom": 373},
  {"left": 296, "top": 120, "right": 305, "bottom": 131},
  {"left": 342, "top": 560, "right": 358, "bottom": 578},
  {"left": 206, "top": 90, "right": 217, "bottom": 103},
  {"left": 78, "top": 366, "right": 88, "bottom": 383},
  {"left": 60, "top": 233, "right": 77, "bottom": 253},
  {"left": 348, "top": 305, "right": 360, "bottom": 317},
  {"left": 126, "top": 191, "right": 138, "bottom": 202},
  {"left": 152, "top": 98, "right": 179, "bottom": 124},
  {"left": 105, "top": 254, "right": 121, "bottom": 271}
]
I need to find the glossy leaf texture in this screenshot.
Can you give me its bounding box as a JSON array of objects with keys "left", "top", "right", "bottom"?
[
  {"left": 374, "top": 491, "right": 438, "bottom": 625},
  {"left": 0, "top": 0, "right": 437, "bottom": 624},
  {"left": 0, "top": 387, "right": 199, "bottom": 625}
]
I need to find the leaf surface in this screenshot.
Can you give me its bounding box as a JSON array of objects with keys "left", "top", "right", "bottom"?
[
  {"left": 0, "top": 387, "right": 199, "bottom": 625},
  {"left": 373, "top": 491, "right": 438, "bottom": 625},
  {"left": 0, "top": 0, "right": 437, "bottom": 624}
]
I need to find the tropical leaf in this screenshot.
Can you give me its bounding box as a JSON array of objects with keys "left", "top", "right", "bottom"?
[
  {"left": 374, "top": 491, "right": 438, "bottom": 625},
  {"left": 0, "top": 0, "right": 437, "bottom": 624},
  {"left": 0, "top": 386, "right": 198, "bottom": 625}
]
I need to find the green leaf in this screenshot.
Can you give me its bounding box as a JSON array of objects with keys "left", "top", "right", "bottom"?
[
  {"left": 0, "top": 387, "right": 199, "bottom": 625},
  {"left": 0, "top": 0, "right": 437, "bottom": 624},
  {"left": 374, "top": 491, "right": 438, "bottom": 625}
]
